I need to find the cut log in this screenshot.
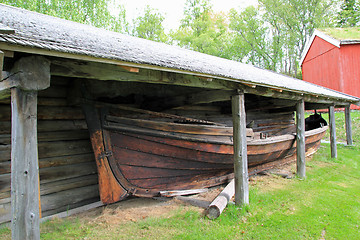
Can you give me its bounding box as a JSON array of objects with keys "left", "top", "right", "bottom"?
[{"left": 205, "top": 179, "right": 234, "bottom": 219}]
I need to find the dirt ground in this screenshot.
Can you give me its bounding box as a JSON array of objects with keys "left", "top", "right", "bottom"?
[{"left": 70, "top": 161, "right": 299, "bottom": 224}]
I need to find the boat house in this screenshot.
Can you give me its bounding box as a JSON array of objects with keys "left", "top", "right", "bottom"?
[
  {"left": 0, "top": 5, "right": 359, "bottom": 239},
  {"left": 301, "top": 28, "right": 360, "bottom": 109}
]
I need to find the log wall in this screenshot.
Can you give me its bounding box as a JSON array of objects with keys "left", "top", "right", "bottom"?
[{"left": 0, "top": 76, "right": 99, "bottom": 224}]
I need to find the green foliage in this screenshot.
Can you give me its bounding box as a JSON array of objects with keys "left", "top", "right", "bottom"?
[
  {"left": 131, "top": 5, "right": 167, "bottom": 43},
  {"left": 1, "top": 0, "right": 129, "bottom": 33},
  {"left": 229, "top": 0, "right": 337, "bottom": 77},
  {"left": 171, "top": 0, "right": 232, "bottom": 58},
  {"left": 337, "top": 0, "right": 360, "bottom": 27}
]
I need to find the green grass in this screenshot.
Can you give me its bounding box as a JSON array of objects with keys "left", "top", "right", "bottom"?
[
  {"left": 319, "top": 27, "right": 360, "bottom": 40},
  {"left": 1, "top": 111, "right": 359, "bottom": 240}
]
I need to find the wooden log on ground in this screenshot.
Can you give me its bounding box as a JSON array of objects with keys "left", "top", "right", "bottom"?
[{"left": 205, "top": 179, "right": 234, "bottom": 219}]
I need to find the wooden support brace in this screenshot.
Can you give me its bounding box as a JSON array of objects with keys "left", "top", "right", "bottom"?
[
  {"left": 10, "top": 56, "right": 50, "bottom": 240},
  {"left": 345, "top": 105, "right": 353, "bottom": 146},
  {"left": 231, "top": 90, "right": 249, "bottom": 206},
  {"left": 329, "top": 106, "right": 337, "bottom": 158},
  {"left": 296, "top": 99, "right": 306, "bottom": 179}
]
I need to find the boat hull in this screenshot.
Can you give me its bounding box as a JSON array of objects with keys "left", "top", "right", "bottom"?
[{"left": 84, "top": 105, "right": 327, "bottom": 204}]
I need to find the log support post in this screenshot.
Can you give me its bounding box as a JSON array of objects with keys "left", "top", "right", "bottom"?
[
  {"left": 10, "top": 56, "right": 50, "bottom": 240},
  {"left": 329, "top": 106, "right": 337, "bottom": 158},
  {"left": 231, "top": 90, "right": 249, "bottom": 206},
  {"left": 345, "top": 105, "right": 353, "bottom": 146},
  {"left": 296, "top": 99, "right": 306, "bottom": 179},
  {"left": 0, "top": 50, "right": 4, "bottom": 80}
]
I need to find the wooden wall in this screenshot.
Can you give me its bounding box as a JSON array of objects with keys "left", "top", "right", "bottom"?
[{"left": 0, "top": 76, "right": 99, "bottom": 224}]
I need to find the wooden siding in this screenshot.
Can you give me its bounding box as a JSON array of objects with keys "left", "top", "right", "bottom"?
[
  {"left": 0, "top": 77, "right": 100, "bottom": 224},
  {"left": 302, "top": 36, "right": 341, "bottom": 90},
  {"left": 302, "top": 36, "right": 360, "bottom": 109}
]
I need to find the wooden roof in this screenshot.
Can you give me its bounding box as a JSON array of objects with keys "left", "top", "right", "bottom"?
[{"left": 0, "top": 4, "right": 359, "bottom": 106}]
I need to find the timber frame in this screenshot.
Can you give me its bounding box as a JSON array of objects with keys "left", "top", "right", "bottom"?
[{"left": 1, "top": 4, "right": 359, "bottom": 239}]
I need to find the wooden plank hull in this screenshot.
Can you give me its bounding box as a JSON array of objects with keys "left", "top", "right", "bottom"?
[{"left": 84, "top": 106, "right": 328, "bottom": 204}]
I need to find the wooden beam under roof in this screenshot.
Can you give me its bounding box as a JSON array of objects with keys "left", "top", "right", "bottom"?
[{"left": 49, "top": 58, "right": 353, "bottom": 107}]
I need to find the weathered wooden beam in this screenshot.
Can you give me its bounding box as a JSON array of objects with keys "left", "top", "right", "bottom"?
[
  {"left": 296, "top": 99, "right": 306, "bottom": 179},
  {"left": 328, "top": 106, "right": 337, "bottom": 158},
  {"left": 231, "top": 91, "right": 249, "bottom": 206},
  {"left": 206, "top": 179, "right": 234, "bottom": 219},
  {"left": 11, "top": 89, "right": 41, "bottom": 239},
  {"left": 10, "top": 56, "right": 50, "bottom": 240},
  {"left": 345, "top": 105, "right": 353, "bottom": 146},
  {"left": 144, "top": 89, "right": 234, "bottom": 110},
  {"left": 0, "top": 50, "right": 3, "bottom": 80}
]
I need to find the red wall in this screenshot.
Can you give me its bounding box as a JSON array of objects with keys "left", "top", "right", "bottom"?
[{"left": 302, "top": 36, "right": 360, "bottom": 109}]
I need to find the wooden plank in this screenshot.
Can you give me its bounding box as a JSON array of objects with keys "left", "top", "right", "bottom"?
[
  {"left": 345, "top": 105, "right": 353, "bottom": 146},
  {"left": 296, "top": 99, "right": 306, "bottom": 179},
  {"left": 160, "top": 189, "right": 208, "bottom": 197},
  {"left": 206, "top": 179, "right": 234, "bottom": 219},
  {"left": 40, "top": 201, "right": 103, "bottom": 222},
  {"left": 143, "top": 90, "right": 234, "bottom": 110},
  {"left": 329, "top": 106, "right": 337, "bottom": 158},
  {"left": 231, "top": 91, "right": 249, "bottom": 206},
  {"left": 11, "top": 88, "right": 41, "bottom": 240},
  {"left": 0, "top": 105, "right": 85, "bottom": 121},
  {"left": 0, "top": 139, "right": 92, "bottom": 162},
  {"left": 0, "top": 120, "right": 87, "bottom": 135},
  {"left": 0, "top": 153, "right": 94, "bottom": 174}
]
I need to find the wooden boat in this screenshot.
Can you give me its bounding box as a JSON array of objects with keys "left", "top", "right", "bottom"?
[{"left": 83, "top": 104, "right": 328, "bottom": 204}]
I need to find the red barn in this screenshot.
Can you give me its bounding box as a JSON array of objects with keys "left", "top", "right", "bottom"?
[{"left": 301, "top": 28, "right": 360, "bottom": 109}]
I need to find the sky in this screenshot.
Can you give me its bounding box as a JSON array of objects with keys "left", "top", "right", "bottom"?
[{"left": 116, "top": 0, "right": 257, "bottom": 31}]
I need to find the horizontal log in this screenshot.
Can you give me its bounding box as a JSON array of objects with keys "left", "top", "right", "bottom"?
[
  {"left": 0, "top": 120, "right": 87, "bottom": 135},
  {"left": 0, "top": 105, "right": 85, "bottom": 121},
  {"left": 0, "top": 140, "right": 92, "bottom": 162},
  {"left": 41, "top": 185, "right": 99, "bottom": 212},
  {"left": 38, "top": 85, "right": 67, "bottom": 98},
  {"left": 0, "top": 153, "right": 95, "bottom": 174},
  {"left": 0, "top": 130, "right": 89, "bottom": 145},
  {"left": 42, "top": 197, "right": 100, "bottom": 218},
  {"left": 40, "top": 174, "right": 98, "bottom": 196},
  {"left": 50, "top": 76, "right": 71, "bottom": 86},
  {"left": 0, "top": 162, "right": 97, "bottom": 194}
]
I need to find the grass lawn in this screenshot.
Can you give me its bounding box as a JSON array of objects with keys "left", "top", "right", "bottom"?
[{"left": 1, "top": 111, "right": 359, "bottom": 239}]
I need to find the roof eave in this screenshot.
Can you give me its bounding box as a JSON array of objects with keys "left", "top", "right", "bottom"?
[{"left": 300, "top": 29, "right": 340, "bottom": 66}]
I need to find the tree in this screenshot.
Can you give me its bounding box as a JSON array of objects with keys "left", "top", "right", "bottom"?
[
  {"left": 337, "top": 0, "right": 360, "bottom": 27},
  {"left": 131, "top": 5, "right": 167, "bottom": 43},
  {"left": 171, "top": 0, "right": 232, "bottom": 58},
  {"left": 229, "top": 0, "right": 337, "bottom": 77},
  {"left": 1, "top": 0, "right": 129, "bottom": 33}
]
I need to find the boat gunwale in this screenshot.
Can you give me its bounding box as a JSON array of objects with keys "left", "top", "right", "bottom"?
[{"left": 103, "top": 120, "right": 328, "bottom": 146}]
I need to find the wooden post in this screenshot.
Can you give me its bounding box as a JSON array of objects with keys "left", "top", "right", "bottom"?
[
  {"left": 296, "top": 99, "right": 306, "bottom": 179},
  {"left": 0, "top": 50, "right": 4, "bottom": 80},
  {"left": 231, "top": 90, "right": 249, "bottom": 206},
  {"left": 10, "top": 56, "right": 50, "bottom": 240},
  {"left": 345, "top": 105, "right": 353, "bottom": 146},
  {"left": 329, "top": 106, "right": 337, "bottom": 158}
]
